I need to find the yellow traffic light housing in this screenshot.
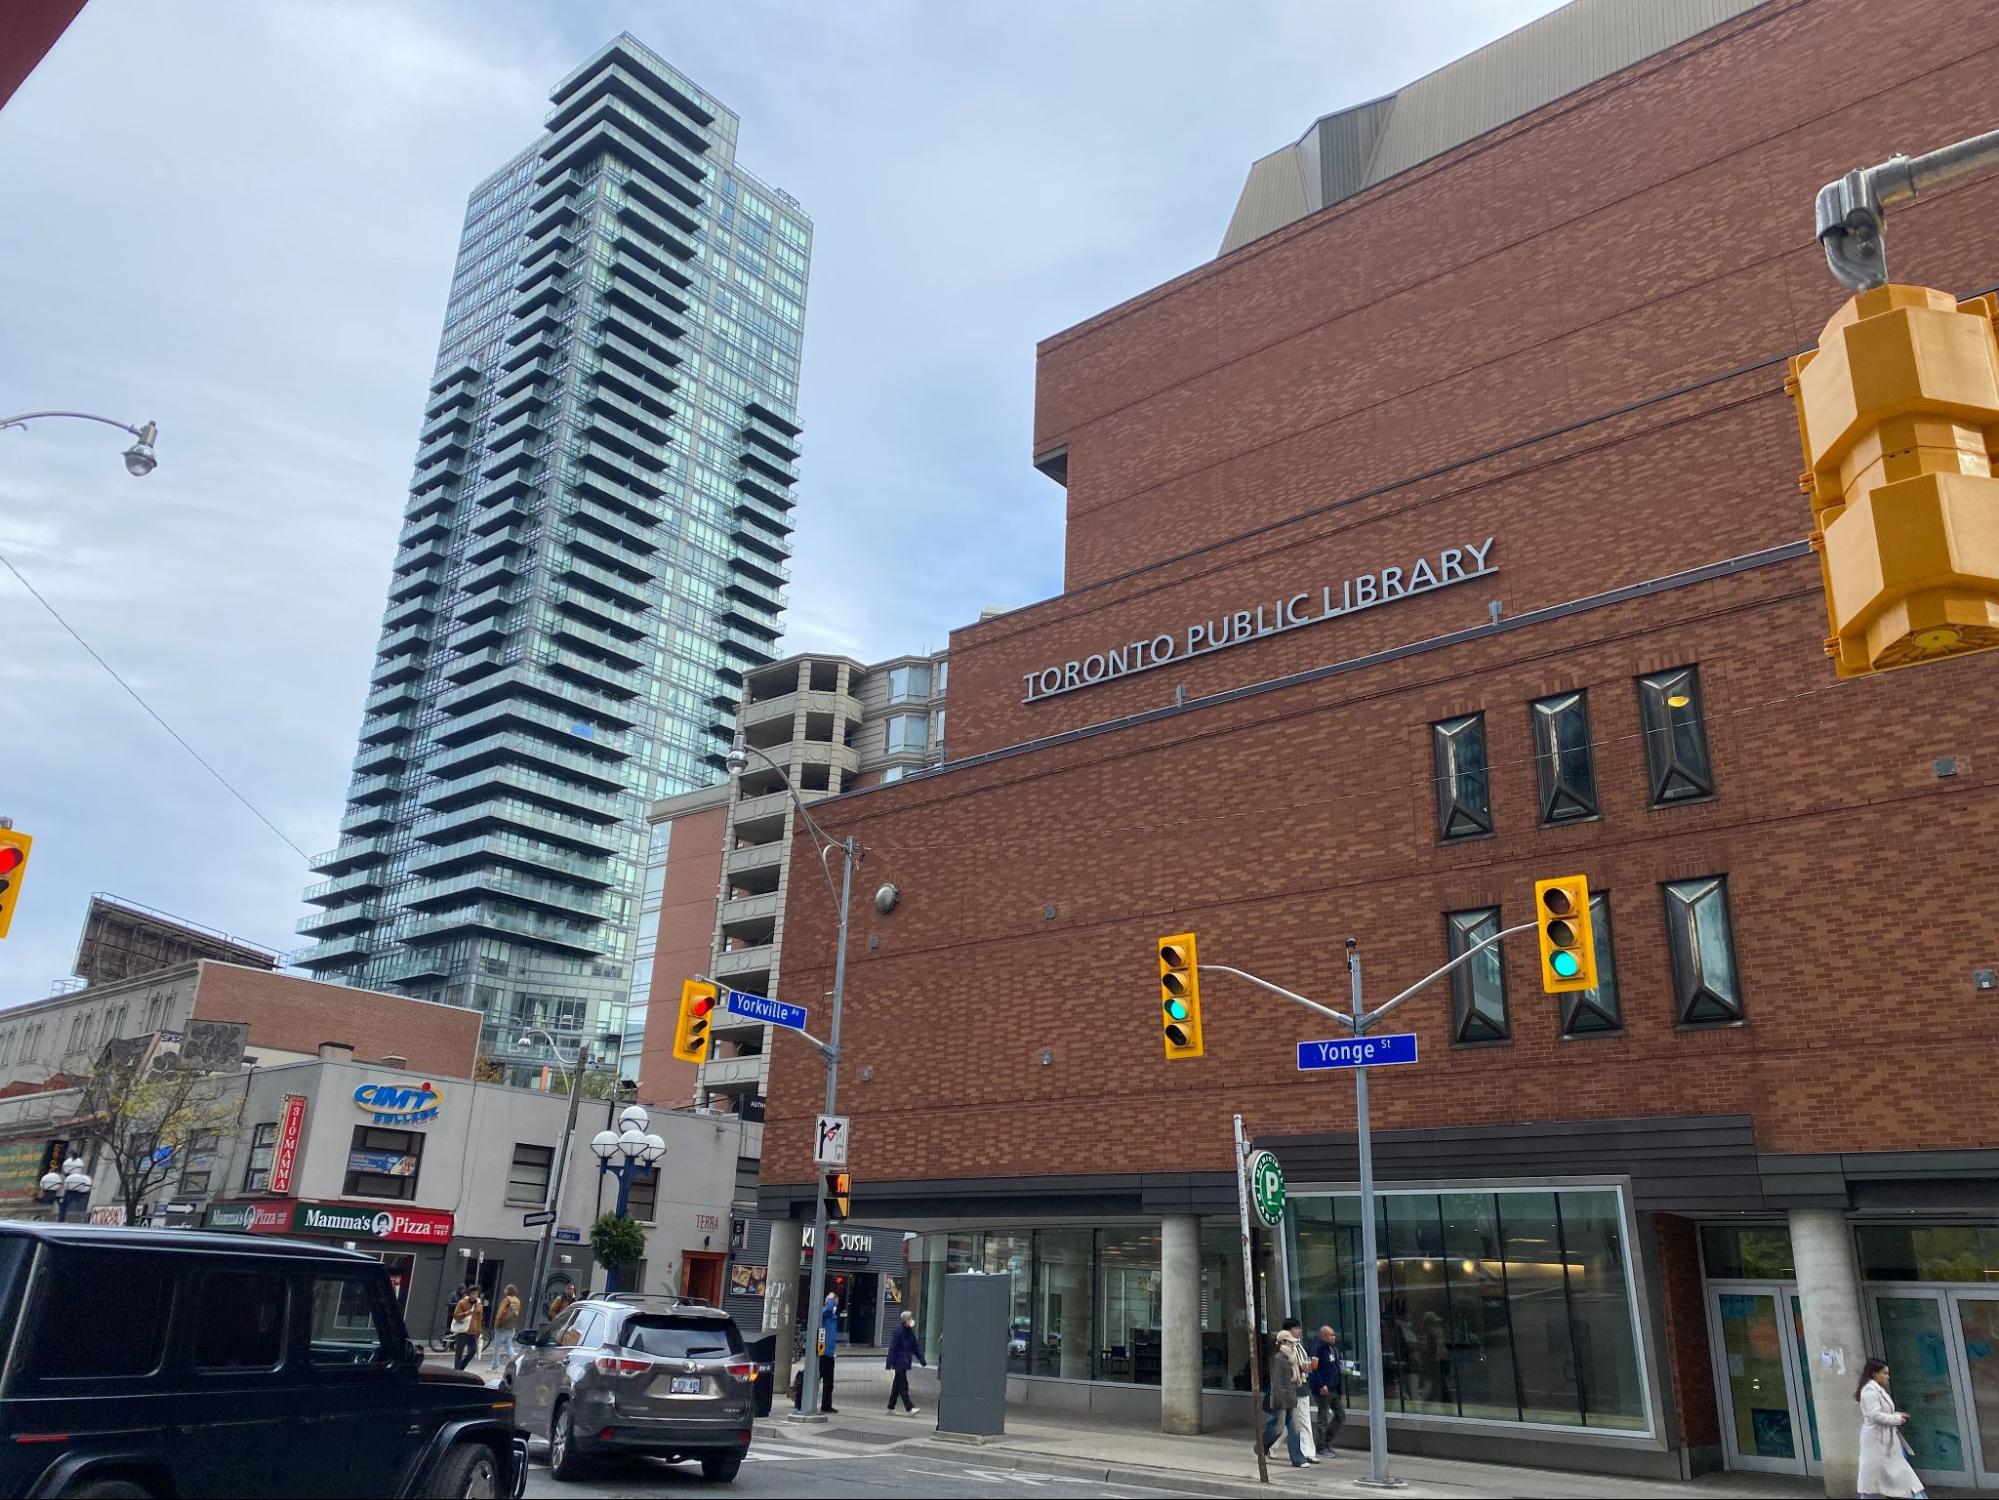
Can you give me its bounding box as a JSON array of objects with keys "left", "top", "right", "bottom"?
[
  {"left": 672, "top": 979, "right": 719, "bottom": 1064},
  {"left": 0, "top": 828, "right": 31, "bottom": 941},
  {"left": 1534, "top": 876, "right": 1598, "bottom": 994},
  {"left": 1787, "top": 284, "right": 1999, "bottom": 677},
  {"left": 1159, "top": 933, "right": 1204, "bottom": 1059},
  {"left": 823, "top": 1169, "right": 852, "bottom": 1223}
]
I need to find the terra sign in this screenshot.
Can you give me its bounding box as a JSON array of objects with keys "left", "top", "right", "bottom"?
[
  {"left": 1021, "top": 536, "right": 1496, "bottom": 703},
  {"left": 353, "top": 1080, "right": 442, "bottom": 1125}
]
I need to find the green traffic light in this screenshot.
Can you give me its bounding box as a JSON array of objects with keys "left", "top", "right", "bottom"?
[
  {"left": 1550, "top": 951, "right": 1581, "bottom": 979},
  {"left": 1164, "top": 998, "right": 1188, "bottom": 1021}
]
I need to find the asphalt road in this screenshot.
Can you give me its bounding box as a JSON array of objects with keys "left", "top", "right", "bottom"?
[{"left": 522, "top": 1438, "right": 1204, "bottom": 1498}]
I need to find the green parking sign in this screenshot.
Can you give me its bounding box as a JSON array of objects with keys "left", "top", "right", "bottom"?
[{"left": 1247, "top": 1150, "right": 1286, "bottom": 1228}]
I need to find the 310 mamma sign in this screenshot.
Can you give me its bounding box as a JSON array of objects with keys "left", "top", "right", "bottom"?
[{"left": 1021, "top": 536, "right": 1496, "bottom": 703}]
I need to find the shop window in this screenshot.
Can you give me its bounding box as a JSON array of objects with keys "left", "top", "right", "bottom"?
[
  {"left": 307, "top": 1275, "right": 393, "bottom": 1366},
  {"left": 1431, "top": 714, "right": 1492, "bottom": 840},
  {"left": 194, "top": 1272, "right": 286, "bottom": 1369},
  {"left": 344, "top": 1126, "right": 424, "bottom": 1200},
  {"left": 507, "top": 1143, "right": 553, "bottom": 1206},
  {"left": 1446, "top": 908, "right": 1508, "bottom": 1042},
  {"left": 1561, "top": 894, "right": 1622, "bottom": 1036},
  {"left": 1030, "top": 1228, "right": 1093, "bottom": 1379},
  {"left": 242, "top": 1122, "right": 278, "bottom": 1193},
  {"left": 1701, "top": 1224, "right": 1796, "bottom": 1279},
  {"left": 1855, "top": 1225, "right": 1999, "bottom": 1282},
  {"left": 1663, "top": 876, "right": 1744, "bottom": 1025},
  {"left": 1531, "top": 691, "right": 1598, "bottom": 824},
  {"left": 1095, "top": 1228, "right": 1162, "bottom": 1385},
  {"left": 1637, "top": 666, "right": 1714, "bottom": 805}
]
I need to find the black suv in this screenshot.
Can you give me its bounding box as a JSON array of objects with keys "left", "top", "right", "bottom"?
[{"left": 0, "top": 1223, "right": 527, "bottom": 1499}]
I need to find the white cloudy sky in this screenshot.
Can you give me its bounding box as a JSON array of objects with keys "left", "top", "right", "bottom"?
[{"left": 0, "top": 0, "right": 1561, "bottom": 994}]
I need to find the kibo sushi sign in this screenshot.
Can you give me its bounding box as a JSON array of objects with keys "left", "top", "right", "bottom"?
[{"left": 1021, "top": 535, "right": 1496, "bottom": 703}]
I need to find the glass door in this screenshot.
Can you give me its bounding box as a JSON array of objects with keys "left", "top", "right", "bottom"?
[
  {"left": 1868, "top": 1290, "right": 1973, "bottom": 1486},
  {"left": 1707, "top": 1284, "right": 1812, "bottom": 1475},
  {"left": 1949, "top": 1292, "right": 1999, "bottom": 1490}
]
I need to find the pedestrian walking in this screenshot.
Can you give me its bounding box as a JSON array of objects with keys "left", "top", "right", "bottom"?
[
  {"left": 449, "top": 1283, "right": 483, "bottom": 1372},
  {"left": 1307, "top": 1324, "right": 1344, "bottom": 1456},
  {"left": 546, "top": 1285, "right": 573, "bottom": 1321},
  {"left": 487, "top": 1283, "right": 522, "bottom": 1373},
  {"left": 815, "top": 1291, "right": 840, "bottom": 1413},
  {"left": 885, "top": 1311, "right": 926, "bottom": 1414},
  {"left": 1260, "top": 1318, "right": 1317, "bottom": 1468},
  {"left": 1857, "top": 1358, "right": 1928, "bottom": 1498}
]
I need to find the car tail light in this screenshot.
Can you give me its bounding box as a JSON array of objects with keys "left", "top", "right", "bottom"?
[
  {"left": 592, "top": 1354, "right": 652, "bottom": 1376},
  {"left": 725, "top": 1361, "right": 755, "bottom": 1380}
]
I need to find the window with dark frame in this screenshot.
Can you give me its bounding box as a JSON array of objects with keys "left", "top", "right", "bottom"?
[
  {"left": 507, "top": 1143, "right": 554, "bottom": 1206},
  {"left": 1636, "top": 666, "right": 1715, "bottom": 805},
  {"left": 343, "top": 1125, "right": 424, "bottom": 1201},
  {"left": 1561, "top": 893, "right": 1622, "bottom": 1036},
  {"left": 1446, "top": 907, "right": 1509, "bottom": 1043},
  {"left": 624, "top": 1164, "right": 658, "bottom": 1224},
  {"left": 1530, "top": 691, "right": 1599, "bottom": 824},
  {"left": 177, "top": 1131, "right": 219, "bottom": 1196},
  {"left": 1663, "top": 875, "right": 1744, "bottom": 1025},
  {"left": 242, "top": 1122, "right": 278, "bottom": 1193},
  {"left": 1432, "top": 714, "right": 1492, "bottom": 840}
]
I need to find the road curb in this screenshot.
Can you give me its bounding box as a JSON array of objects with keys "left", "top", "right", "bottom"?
[{"left": 900, "top": 1439, "right": 1286, "bottom": 1497}]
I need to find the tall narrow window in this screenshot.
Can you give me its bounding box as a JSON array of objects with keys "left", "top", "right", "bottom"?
[
  {"left": 1562, "top": 893, "right": 1621, "bottom": 1036},
  {"left": 1447, "top": 908, "right": 1509, "bottom": 1042},
  {"left": 1663, "top": 876, "right": 1743, "bottom": 1025},
  {"left": 1531, "top": 692, "right": 1598, "bottom": 824},
  {"left": 1637, "top": 667, "right": 1715, "bottom": 804},
  {"left": 1432, "top": 714, "right": 1492, "bottom": 840}
]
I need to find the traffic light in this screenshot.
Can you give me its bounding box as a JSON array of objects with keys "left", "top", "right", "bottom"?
[
  {"left": 1787, "top": 284, "right": 1999, "bottom": 677},
  {"left": 822, "top": 1169, "right": 851, "bottom": 1223},
  {"left": 0, "top": 828, "right": 31, "bottom": 941},
  {"left": 1534, "top": 875, "right": 1598, "bottom": 994},
  {"left": 1158, "top": 932, "right": 1204, "bottom": 1059},
  {"left": 671, "top": 979, "right": 719, "bottom": 1064}
]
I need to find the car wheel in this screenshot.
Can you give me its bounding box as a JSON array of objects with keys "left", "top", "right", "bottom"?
[
  {"left": 61, "top": 1483, "right": 155, "bottom": 1500},
  {"left": 549, "top": 1402, "right": 589, "bottom": 1481},
  {"left": 699, "top": 1454, "right": 742, "bottom": 1483},
  {"left": 422, "top": 1441, "right": 500, "bottom": 1500}
]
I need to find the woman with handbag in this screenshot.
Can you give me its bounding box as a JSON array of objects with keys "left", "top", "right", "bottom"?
[
  {"left": 449, "top": 1283, "right": 483, "bottom": 1372},
  {"left": 1856, "top": 1357, "right": 1927, "bottom": 1498}
]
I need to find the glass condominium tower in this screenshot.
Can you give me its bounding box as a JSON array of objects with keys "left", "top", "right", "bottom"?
[{"left": 296, "top": 35, "right": 809, "bottom": 1084}]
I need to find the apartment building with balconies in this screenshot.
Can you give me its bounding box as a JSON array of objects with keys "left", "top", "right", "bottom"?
[{"left": 295, "top": 35, "right": 811, "bottom": 1084}]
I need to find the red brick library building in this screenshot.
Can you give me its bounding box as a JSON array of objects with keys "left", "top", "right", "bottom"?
[{"left": 756, "top": 0, "right": 1999, "bottom": 1486}]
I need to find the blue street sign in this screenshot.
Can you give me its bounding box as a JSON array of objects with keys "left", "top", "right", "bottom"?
[
  {"left": 726, "top": 988, "right": 808, "bottom": 1033},
  {"left": 1296, "top": 1033, "right": 1419, "bottom": 1071}
]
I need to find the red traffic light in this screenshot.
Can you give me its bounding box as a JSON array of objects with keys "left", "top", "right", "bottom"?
[
  {"left": 0, "top": 848, "right": 20, "bottom": 877},
  {"left": 689, "top": 994, "right": 714, "bottom": 1017}
]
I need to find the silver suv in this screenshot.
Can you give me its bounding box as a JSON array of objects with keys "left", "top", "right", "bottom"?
[{"left": 507, "top": 1295, "right": 753, "bottom": 1484}]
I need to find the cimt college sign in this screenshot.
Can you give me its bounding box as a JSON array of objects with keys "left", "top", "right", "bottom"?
[{"left": 1022, "top": 536, "right": 1496, "bottom": 703}]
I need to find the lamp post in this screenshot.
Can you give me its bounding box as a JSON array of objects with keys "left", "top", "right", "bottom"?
[
  {"left": 0, "top": 412, "right": 159, "bottom": 475},
  {"left": 591, "top": 1103, "right": 665, "bottom": 1295},
  {"left": 722, "top": 734, "right": 857, "bottom": 1423},
  {"left": 38, "top": 1156, "right": 92, "bottom": 1222},
  {"left": 518, "top": 1028, "right": 618, "bottom": 1333}
]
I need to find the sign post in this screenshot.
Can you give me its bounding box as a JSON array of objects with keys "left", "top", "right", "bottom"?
[{"left": 1233, "top": 1116, "right": 1270, "bottom": 1487}]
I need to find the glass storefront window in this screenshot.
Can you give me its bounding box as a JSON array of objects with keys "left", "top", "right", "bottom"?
[
  {"left": 983, "top": 1233, "right": 1033, "bottom": 1376},
  {"left": 1856, "top": 1224, "right": 1999, "bottom": 1282},
  {"left": 1033, "top": 1229, "right": 1093, "bottom": 1379},
  {"left": 1096, "top": 1228, "right": 1162, "bottom": 1385},
  {"left": 1561, "top": 1190, "right": 1647, "bottom": 1429},
  {"left": 1701, "top": 1224, "right": 1797, "bottom": 1279},
  {"left": 1199, "top": 1219, "right": 1250, "bottom": 1392}
]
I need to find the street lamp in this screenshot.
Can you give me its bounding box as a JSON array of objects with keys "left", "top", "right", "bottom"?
[
  {"left": 38, "top": 1157, "right": 91, "bottom": 1222},
  {"left": 517, "top": 1028, "right": 619, "bottom": 1333},
  {"left": 0, "top": 412, "right": 159, "bottom": 476},
  {"left": 592, "top": 1103, "right": 666, "bottom": 1295},
  {"left": 724, "top": 733, "right": 859, "bottom": 1423}
]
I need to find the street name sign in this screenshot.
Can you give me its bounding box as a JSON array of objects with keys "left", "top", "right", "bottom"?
[
  {"left": 1296, "top": 1033, "right": 1419, "bottom": 1071},
  {"left": 726, "top": 988, "right": 808, "bottom": 1032},
  {"left": 522, "top": 1209, "right": 556, "bottom": 1228}
]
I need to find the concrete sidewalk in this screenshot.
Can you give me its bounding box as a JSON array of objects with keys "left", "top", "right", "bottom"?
[{"left": 754, "top": 1404, "right": 1838, "bottom": 1499}]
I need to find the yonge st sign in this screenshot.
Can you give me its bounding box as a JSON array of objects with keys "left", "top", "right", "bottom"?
[{"left": 1022, "top": 536, "right": 1496, "bottom": 703}]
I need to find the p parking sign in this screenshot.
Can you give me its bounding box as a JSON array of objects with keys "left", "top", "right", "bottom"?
[{"left": 1247, "top": 1150, "right": 1286, "bottom": 1228}]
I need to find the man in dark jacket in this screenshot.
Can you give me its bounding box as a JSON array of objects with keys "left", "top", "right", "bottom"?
[
  {"left": 1308, "top": 1325, "right": 1343, "bottom": 1456},
  {"left": 885, "top": 1311, "right": 926, "bottom": 1413}
]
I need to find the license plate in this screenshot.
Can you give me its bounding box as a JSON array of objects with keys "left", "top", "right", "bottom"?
[{"left": 670, "top": 1376, "right": 702, "bottom": 1394}]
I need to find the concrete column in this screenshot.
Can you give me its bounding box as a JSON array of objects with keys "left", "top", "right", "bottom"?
[
  {"left": 1056, "top": 1258, "right": 1092, "bottom": 1379},
  {"left": 1790, "top": 1208, "right": 1865, "bottom": 1500},
  {"left": 1160, "top": 1213, "right": 1203, "bottom": 1435},
  {"left": 765, "top": 1217, "right": 803, "bottom": 1397}
]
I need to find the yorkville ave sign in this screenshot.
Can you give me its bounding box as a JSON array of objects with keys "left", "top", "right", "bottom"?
[{"left": 1021, "top": 536, "right": 1496, "bottom": 702}]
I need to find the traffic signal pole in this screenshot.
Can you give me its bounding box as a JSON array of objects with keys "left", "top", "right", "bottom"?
[
  {"left": 794, "top": 834, "right": 855, "bottom": 1424},
  {"left": 1816, "top": 126, "right": 1999, "bottom": 290},
  {"left": 1197, "top": 919, "right": 1533, "bottom": 1489}
]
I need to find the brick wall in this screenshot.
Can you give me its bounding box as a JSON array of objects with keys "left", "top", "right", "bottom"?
[
  {"left": 638, "top": 801, "right": 729, "bottom": 1107},
  {"left": 190, "top": 963, "right": 480, "bottom": 1079},
  {"left": 1655, "top": 1215, "right": 1722, "bottom": 1452}
]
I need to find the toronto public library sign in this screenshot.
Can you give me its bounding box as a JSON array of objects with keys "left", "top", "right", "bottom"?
[{"left": 1021, "top": 536, "right": 1497, "bottom": 703}]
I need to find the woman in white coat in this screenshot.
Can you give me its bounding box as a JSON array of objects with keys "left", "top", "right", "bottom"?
[{"left": 1856, "top": 1357, "right": 1927, "bottom": 1499}]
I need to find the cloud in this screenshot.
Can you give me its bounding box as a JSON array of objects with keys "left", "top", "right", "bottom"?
[{"left": 0, "top": 0, "right": 1563, "bottom": 998}]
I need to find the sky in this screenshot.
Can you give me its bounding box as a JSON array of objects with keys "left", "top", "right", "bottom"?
[{"left": 0, "top": 0, "right": 1563, "bottom": 997}]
